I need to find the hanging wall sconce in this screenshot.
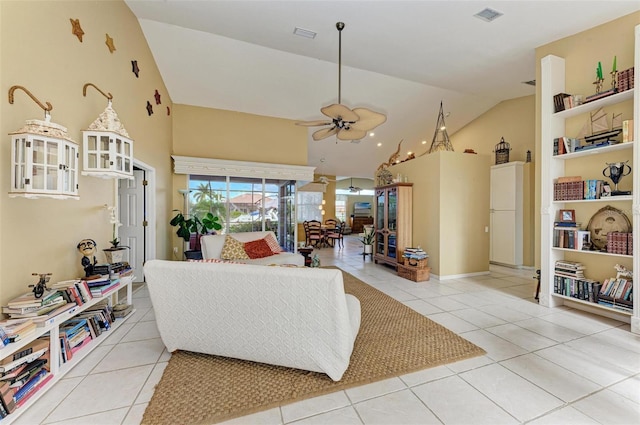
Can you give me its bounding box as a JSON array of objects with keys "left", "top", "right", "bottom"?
[
  {"left": 7, "top": 85, "right": 79, "bottom": 199},
  {"left": 82, "top": 83, "right": 134, "bottom": 179}
]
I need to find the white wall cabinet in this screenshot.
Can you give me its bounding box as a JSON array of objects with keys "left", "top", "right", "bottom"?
[
  {"left": 490, "top": 162, "right": 524, "bottom": 266},
  {"left": 540, "top": 24, "right": 639, "bottom": 334}
]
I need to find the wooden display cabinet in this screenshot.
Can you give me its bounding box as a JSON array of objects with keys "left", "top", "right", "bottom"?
[{"left": 374, "top": 183, "right": 412, "bottom": 268}]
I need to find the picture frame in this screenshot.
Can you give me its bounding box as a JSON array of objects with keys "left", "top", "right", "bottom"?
[{"left": 559, "top": 209, "right": 576, "bottom": 222}]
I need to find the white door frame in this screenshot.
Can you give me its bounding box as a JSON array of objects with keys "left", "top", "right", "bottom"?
[{"left": 115, "top": 158, "right": 156, "bottom": 278}]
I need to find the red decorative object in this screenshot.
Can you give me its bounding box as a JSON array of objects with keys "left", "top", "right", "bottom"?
[
  {"left": 154, "top": 90, "right": 161, "bottom": 104},
  {"left": 131, "top": 60, "right": 140, "bottom": 78},
  {"left": 70, "top": 18, "right": 84, "bottom": 42},
  {"left": 105, "top": 34, "right": 116, "bottom": 53},
  {"left": 146, "top": 101, "right": 153, "bottom": 116}
]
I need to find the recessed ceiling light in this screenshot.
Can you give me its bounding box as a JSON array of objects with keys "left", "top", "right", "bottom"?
[
  {"left": 421, "top": 140, "right": 427, "bottom": 145},
  {"left": 293, "top": 27, "right": 317, "bottom": 39},
  {"left": 377, "top": 142, "right": 382, "bottom": 147},
  {"left": 407, "top": 151, "right": 412, "bottom": 155},
  {"left": 369, "top": 132, "right": 375, "bottom": 137},
  {"left": 474, "top": 8, "right": 503, "bottom": 22}
]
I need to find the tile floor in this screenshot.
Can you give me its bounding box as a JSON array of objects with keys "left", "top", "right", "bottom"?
[{"left": 12, "top": 235, "right": 640, "bottom": 424}]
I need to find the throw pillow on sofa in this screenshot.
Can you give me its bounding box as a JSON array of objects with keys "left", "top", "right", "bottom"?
[
  {"left": 221, "top": 235, "right": 250, "bottom": 260},
  {"left": 244, "top": 238, "right": 274, "bottom": 259},
  {"left": 263, "top": 233, "right": 283, "bottom": 253}
]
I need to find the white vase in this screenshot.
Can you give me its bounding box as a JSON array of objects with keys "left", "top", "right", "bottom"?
[{"left": 364, "top": 244, "right": 373, "bottom": 254}]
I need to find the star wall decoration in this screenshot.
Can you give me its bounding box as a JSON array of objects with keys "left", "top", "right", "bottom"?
[
  {"left": 154, "top": 90, "right": 161, "bottom": 105},
  {"left": 105, "top": 34, "right": 116, "bottom": 53},
  {"left": 131, "top": 60, "right": 140, "bottom": 78},
  {"left": 146, "top": 101, "right": 153, "bottom": 116},
  {"left": 70, "top": 18, "right": 84, "bottom": 42}
]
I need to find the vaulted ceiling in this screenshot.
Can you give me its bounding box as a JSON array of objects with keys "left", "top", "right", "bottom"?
[{"left": 125, "top": 0, "right": 640, "bottom": 178}]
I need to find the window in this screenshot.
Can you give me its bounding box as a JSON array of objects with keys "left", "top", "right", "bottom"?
[
  {"left": 297, "top": 191, "right": 323, "bottom": 222},
  {"left": 335, "top": 195, "right": 347, "bottom": 222},
  {"left": 187, "top": 175, "right": 296, "bottom": 251}
]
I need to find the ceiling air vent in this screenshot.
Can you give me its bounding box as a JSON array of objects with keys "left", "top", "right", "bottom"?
[
  {"left": 293, "top": 27, "right": 317, "bottom": 39},
  {"left": 474, "top": 8, "right": 503, "bottom": 22}
]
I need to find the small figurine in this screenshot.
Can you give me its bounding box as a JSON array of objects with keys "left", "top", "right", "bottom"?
[
  {"left": 615, "top": 264, "right": 633, "bottom": 279},
  {"left": 311, "top": 254, "right": 321, "bottom": 268},
  {"left": 77, "top": 238, "right": 98, "bottom": 277},
  {"left": 30, "top": 272, "right": 51, "bottom": 298}
]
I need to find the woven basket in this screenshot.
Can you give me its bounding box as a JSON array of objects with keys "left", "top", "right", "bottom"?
[
  {"left": 397, "top": 264, "right": 430, "bottom": 282},
  {"left": 403, "top": 257, "right": 428, "bottom": 268}
]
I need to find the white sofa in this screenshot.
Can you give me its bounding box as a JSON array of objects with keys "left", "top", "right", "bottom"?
[
  {"left": 143, "top": 259, "right": 361, "bottom": 381},
  {"left": 201, "top": 231, "right": 304, "bottom": 266}
]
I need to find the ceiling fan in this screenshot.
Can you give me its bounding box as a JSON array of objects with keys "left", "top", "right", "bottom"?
[
  {"left": 348, "top": 178, "right": 362, "bottom": 193},
  {"left": 296, "top": 22, "right": 386, "bottom": 141}
]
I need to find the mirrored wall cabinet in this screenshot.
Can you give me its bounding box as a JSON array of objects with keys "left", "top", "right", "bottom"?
[
  {"left": 9, "top": 115, "right": 80, "bottom": 199},
  {"left": 82, "top": 100, "right": 134, "bottom": 180}
]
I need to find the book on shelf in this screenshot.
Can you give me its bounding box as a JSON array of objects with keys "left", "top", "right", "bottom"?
[
  {"left": 0, "top": 338, "right": 48, "bottom": 367},
  {"left": 8, "top": 358, "right": 48, "bottom": 389},
  {"left": 89, "top": 280, "right": 121, "bottom": 297},
  {"left": 0, "top": 347, "right": 48, "bottom": 374},
  {"left": 12, "top": 368, "right": 48, "bottom": 404},
  {"left": 15, "top": 372, "right": 53, "bottom": 408}
]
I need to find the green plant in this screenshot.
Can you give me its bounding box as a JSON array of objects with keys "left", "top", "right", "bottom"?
[
  {"left": 170, "top": 210, "right": 222, "bottom": 247},
  {"left": 360, "top": 228, "right": 375, "bottom": 245}
]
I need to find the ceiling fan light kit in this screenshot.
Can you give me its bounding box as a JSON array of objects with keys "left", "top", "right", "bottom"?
[{"left": 296, "top": 22, "right": 386, "bottom": 141}]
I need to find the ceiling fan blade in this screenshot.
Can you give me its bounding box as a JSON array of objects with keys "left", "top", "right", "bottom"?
[
  {"left": 336, "top": 128, "right": 367, "bottom": 141},
  {"left": 312, "top": 127, "right": 338, "bottom": 141},
  {"left": 295, "top": 119, "right": 333, "bottom": 127},
  {"left": 321, "top": 103, "right": 360, "bottom": 122},
  {"left": 349, "top": 108, "right": 387, "bottom": 131}
]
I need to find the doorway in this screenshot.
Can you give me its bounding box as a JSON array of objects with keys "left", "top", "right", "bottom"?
[{"left": 117, "top": 160, "right": 156, "bottom": 281}]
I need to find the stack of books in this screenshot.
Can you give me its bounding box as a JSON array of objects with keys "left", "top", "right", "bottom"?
[
  {"left": 402, "top": 247, "right": 428, "bottom": 261},
  {"left": 0, "top": 338, "right": 52, "bottom": 414},
  {"left": 59, "top": 318, "right": 92, "bottom": 363},
  {"left": 0, "top": 319, "right": 37, "bottom": 344},
  {"left": 85, "top": 276, "right": 121, "bottom": 298},
  {"left": 2, "top": 289, "right": 68, "bottom": 321},
  {"left": 598, "top": 277, "right": 633, "bottom": 313}
]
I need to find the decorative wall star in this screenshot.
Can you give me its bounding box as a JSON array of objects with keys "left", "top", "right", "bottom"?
[
  {"left": 146, "top": 101, "right": 153, "bottom": 116},
  {"left": 131, "top": 60, "right": 140, "bottom": 78},
  {"left": 154, "top": 90, "right": 161, "bottom": 105},
  {"left": 70, "top": 18, "right": 84, "bottom": 42},
  {"left": 105, "top": 34, "right": 116, "bottom": 53}
]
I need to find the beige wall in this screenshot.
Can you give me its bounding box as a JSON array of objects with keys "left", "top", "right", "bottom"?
[
  {"left": 0, "top": 1, "right": 173, "bottom": 304},
  {"left": 391, "top": 151, "right": 491, "bottom": 277},
  {"left": 451, "top": 95, "right": 535, "bottom": 163},
  {"left": 534, "top": 12, "right": 640, "bottom": 270},
  {"left": 171, "top": 104, "right": 309, "bottom": 247}
]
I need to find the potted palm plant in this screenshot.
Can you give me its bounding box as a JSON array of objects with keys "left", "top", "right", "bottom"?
[
  {"left": 170, "top": 210, "right": 222, "bottom": 259},
  {"left": 360, "top": 226, "right": 375, "bottom": 254}
]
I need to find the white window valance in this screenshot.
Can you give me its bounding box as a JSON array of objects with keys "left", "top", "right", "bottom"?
[{"left": 171, "top": 156, "right": 315, "bottom": 181}]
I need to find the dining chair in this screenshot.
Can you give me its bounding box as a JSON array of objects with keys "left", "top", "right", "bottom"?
[
  {"left": 306, "top": 220, "right": 323, "bottom": 248},
  {"left": 326, "top": 221, "right": 345, "bottom": 249}
]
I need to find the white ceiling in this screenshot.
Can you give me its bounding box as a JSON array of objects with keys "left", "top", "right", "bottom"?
[{"left": 125, "top": 0, "right": 640, "bottom": 178}]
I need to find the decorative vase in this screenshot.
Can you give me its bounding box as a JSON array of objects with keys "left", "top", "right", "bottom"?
[
  {"left": 364, "top": 244, "right": 373, "bottom": 254},
  {"left": 103, "top": 247, "right": 127, "bottom": 264}
]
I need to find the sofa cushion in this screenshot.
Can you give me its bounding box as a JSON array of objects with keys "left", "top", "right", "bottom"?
[
  {"left": 264, "top": 233, "right": 282, "bottom": 253},
  {"left": 244, "top": 238, "right": 274, "bottom": 259},
  {"left": 221, "top": 235, "right": 250, "bottom": 260}
]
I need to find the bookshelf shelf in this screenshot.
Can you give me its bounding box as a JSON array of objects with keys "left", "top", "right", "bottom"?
[
  {"left": 551, "top": 293, "right": 633, "bottom": 316},
  {"left": 0, "top": 274, "right": 135, "bottom": 423},
  {"left": 540, "top": 24, "right": 640, "bottom": 334},
  {"left": 552, "top": 195, "right": 633, "bottom": 204},
  {"left": 553, "top": 141, "right": 633, "bottom": 159}
]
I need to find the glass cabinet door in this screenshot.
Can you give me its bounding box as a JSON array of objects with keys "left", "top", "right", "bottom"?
[
  {"left": 376, "top": 190, "right": 385, "bottom": 229},
  {"left": 388, "top": 188, "right": 397, "bottom": 231}
]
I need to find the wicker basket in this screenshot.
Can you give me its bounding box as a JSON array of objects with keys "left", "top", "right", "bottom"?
[{"left": 397, "top": 264, "right": 430, "bottom": 282}]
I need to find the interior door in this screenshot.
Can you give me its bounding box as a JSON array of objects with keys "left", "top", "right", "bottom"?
[
  {"left": 118, "top": 168, "right": 146, "bottom": 278},
  {"left": 490, "top": 210, "right": 516, "bottom": 265}
]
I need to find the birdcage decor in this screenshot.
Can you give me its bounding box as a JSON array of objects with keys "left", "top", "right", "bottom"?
[{"left": 494, "top": 137, "right": 511, "bottom": 165}]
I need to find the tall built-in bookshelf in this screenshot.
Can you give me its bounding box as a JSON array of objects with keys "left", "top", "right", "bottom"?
[{"left": 541, "top": 24, "right": 640, "bottom": 334}]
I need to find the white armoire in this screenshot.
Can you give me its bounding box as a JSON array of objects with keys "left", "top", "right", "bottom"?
[{"left": 490, "top": 162, "right": 524, "bottom": 266}]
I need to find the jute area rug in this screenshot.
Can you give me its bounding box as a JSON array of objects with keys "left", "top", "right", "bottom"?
[{"left": 142, "top": 267, "right": 485, "bottom": 425}]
